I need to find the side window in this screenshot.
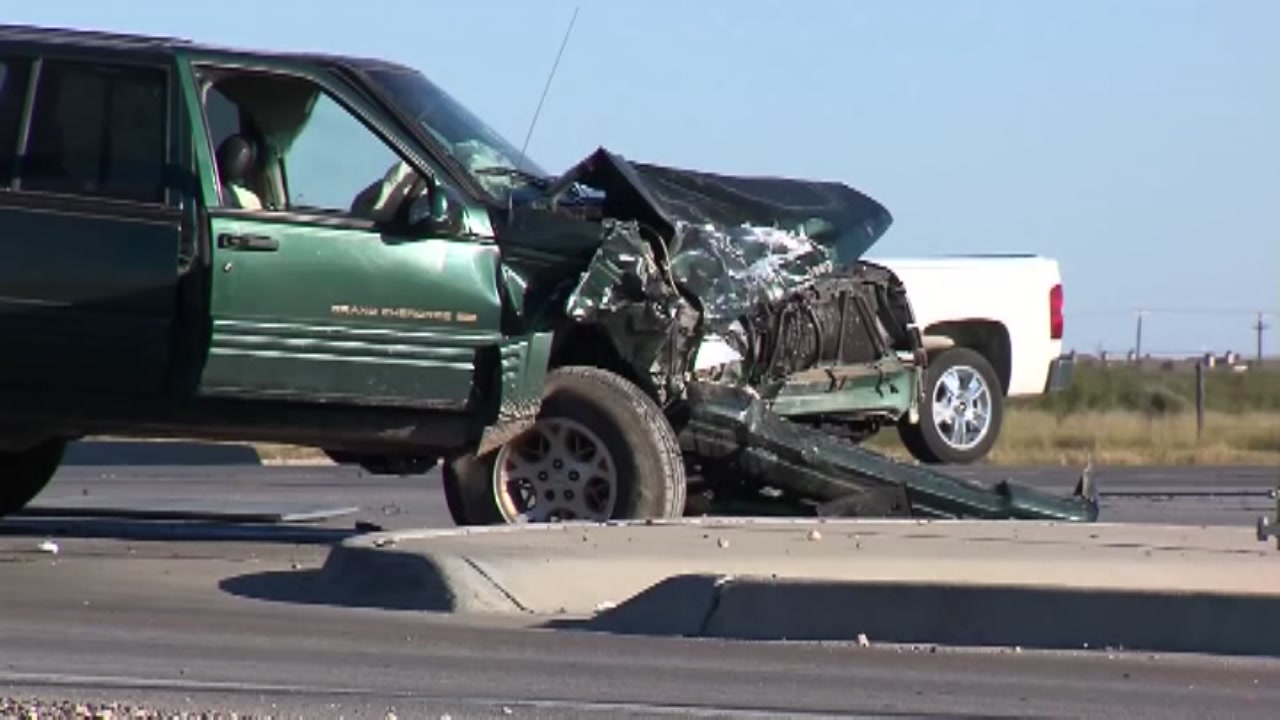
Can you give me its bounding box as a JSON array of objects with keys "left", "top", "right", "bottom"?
[
  {"left": 0, "top": 57, "right": 32, "bottom": 185},
  {"left": 201, "top": 70, "right": 441, "bottom": 223},
  {"left": 22, "top": 60, "right": 168, "bottom": 204},
  {"left": 283, "top": 93, "right": 403, "bottom": 215},
  {"left": 203, "top": 87, "right": 241, "bottom": 157}
]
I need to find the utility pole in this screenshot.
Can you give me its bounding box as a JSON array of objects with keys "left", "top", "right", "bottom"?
[
  {"left": 1254, "top": 312, "right": 1271, "bottom": 363},
  {"left": 1135, "top": 309, "right": 1147, "bottom": 361}
]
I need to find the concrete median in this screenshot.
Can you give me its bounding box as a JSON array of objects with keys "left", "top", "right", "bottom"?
[{"left": 319, "top": 518, "right": 1280, "bottom": 656}]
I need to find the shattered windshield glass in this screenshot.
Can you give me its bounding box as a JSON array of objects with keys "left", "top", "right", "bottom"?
[{"left": 364, "top": 66, "right": 551, "bottom": 200}]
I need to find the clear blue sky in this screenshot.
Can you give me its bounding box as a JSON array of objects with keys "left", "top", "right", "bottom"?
[{"left": 12, "top": 0, "right": 1279, "bottom": 356}]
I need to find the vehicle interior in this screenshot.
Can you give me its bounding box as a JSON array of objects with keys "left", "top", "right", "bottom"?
[{"left": 199, "top": 70, "right": 427, "bottom": 226}]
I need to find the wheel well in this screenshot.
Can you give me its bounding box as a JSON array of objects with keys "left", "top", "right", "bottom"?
[
  {"left": 548, "top": 324, "right": 655, "bottom": 397},
  {"left": 925, "top": 320, "right": 1012, "bottom": 396}
]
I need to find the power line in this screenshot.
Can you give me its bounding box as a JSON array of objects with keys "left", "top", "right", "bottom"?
[
  {"left": 1073, "top": 348, "right": 1278, "bottom": 359},
  {"left": 1069, "top": 307, "right": 1277, "bottom": 318}
]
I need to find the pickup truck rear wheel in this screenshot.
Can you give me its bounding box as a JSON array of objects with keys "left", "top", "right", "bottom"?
[
  {"left": 443, "top": 366, "right": 687, "bottom": 525},
  {"left": 0, "top": 439, "right": 66, "bottom": 517},
  {"left": 899, "top": 347, "right": 1003, "bottom": 465}
]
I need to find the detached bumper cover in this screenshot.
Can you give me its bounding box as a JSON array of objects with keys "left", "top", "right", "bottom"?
[{"left": 681, "top": 382, "right": 1100, "bottom": 522}]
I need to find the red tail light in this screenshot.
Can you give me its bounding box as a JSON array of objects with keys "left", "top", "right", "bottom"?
[{"left": 1049, "top": 283, "right": 1064, "bottom": 340}]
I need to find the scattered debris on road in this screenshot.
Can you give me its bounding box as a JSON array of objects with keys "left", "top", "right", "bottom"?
[
  {"left": 1255, "top": 476, "right": 1280, "bottom": 549},
  {"left": 1, "top": 698, "right": 231, "bottom": 719}
]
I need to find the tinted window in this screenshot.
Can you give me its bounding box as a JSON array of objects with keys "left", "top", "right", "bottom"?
[
  {"left": 22, "top": 60, "right": 168, "bottom": 203},
  {"left": 0, "top": 57, "right": 32, "bottom": 185},
  {"left": 203, "top": 86, "right": 241, "bottom": 154}
]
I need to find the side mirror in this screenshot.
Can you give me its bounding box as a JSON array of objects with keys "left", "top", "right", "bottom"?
[{"left": 408, "top": 174, "right": 464, "bottom": 236}]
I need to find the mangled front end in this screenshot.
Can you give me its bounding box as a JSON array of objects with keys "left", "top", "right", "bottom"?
[{"left": 541, "top": 149, "right": 1098, "bottom": 522}]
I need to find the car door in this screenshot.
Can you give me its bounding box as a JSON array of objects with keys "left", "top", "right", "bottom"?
[
  {"left": 0, "top": 51, "right": 184, "bottom": 397},
  {"left": 184, "top": 61, "right": 504, "bottom": 409}
]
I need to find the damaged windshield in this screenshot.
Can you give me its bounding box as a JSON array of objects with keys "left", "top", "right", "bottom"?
[{"left": 363, "top": 65, "right": 551, "bottom": 200}]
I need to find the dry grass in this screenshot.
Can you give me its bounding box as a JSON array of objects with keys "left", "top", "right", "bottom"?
[{"left": 868, "top": 409, "right": 1280, "bottom": 466}]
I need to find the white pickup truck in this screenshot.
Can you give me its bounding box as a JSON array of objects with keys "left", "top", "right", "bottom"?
[{"left": 870, "top": 254, "right": 1073, "bottom": 464}]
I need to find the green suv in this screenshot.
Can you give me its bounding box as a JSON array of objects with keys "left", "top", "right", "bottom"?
[{"left": 0, "top": 25, "right": 1098, "bottom": 525}]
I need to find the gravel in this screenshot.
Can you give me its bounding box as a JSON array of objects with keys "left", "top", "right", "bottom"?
[
  {"left": 0, "top": 697, "right": 418, "bottom": 719},
  {"left": 1, "top": 697, "right": 255, "bottom": 719}
]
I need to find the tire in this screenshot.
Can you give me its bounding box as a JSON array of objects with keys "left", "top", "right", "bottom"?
[
  {"left": 443, "top": 366, "right": 687, "bottom": 525},
  {"left": 898, "top": 347, "right": 1003, "bottom": 465},
  {"left": 324, "top": 450, "right": 437, "bottom": 476},
  {"left": 0, "top": 439, "right": 67, "bottom": 517}
]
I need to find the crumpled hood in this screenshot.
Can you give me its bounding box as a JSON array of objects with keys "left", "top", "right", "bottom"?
[
  {"left": 558, "top": 148, "right": 893, "bottom": 264},
  {"left": 555, "top": 148, "right": 894, "bottom": 332}
]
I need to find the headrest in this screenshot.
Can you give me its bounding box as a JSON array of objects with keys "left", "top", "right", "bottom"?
[{"left": 216, "top": 135, "right": 257, "bottom": 185}]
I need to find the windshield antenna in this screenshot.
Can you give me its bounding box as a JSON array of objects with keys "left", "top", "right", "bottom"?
[{"left": 515, "top": 5, "right": 579, "bottom": 175}]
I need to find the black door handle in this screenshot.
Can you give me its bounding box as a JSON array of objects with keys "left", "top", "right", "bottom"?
[{"left": 218, "top": 233, "right": 279, "bottom": 251}]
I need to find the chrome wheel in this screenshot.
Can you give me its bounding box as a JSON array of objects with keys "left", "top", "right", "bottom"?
[
  {"left": 931, "top": 365, "right": 993, "bottom": 451},
  {"left": 492, "top": 417, "right": 619, "bottom": 523}
]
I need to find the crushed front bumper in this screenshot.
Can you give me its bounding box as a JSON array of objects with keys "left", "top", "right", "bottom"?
[{"left": 680, "top": 382, "right": 1100, "bottom": 522}]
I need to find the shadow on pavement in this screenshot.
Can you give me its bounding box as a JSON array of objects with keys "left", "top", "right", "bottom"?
[
  {"left": 546, "top": 573, "right": 1280, "bottom": 658},
  {"left": 220, "top": 552, "right": 458, "bottom": 612},
  {"left": 64, "top": 440, "right": 263, "bottom": 466},
  {"left": 543, "top": 574, "right": 721, "bottom": 637},
  {"left": 0, "top": 517, "right": 363, "bottom": 545}
]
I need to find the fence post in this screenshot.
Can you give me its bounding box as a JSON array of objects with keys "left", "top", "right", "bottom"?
[{"left": 1195, "top": 361, "right": 1205, "bottom": 441}]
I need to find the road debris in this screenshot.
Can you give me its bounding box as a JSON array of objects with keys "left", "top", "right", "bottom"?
[{"left": 0, "top": 698, "right": 240, "bottom": 719}]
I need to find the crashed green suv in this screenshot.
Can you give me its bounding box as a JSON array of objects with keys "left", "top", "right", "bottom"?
[{"left": 0, "top": 25, "right": 1098, "bottom": 524}]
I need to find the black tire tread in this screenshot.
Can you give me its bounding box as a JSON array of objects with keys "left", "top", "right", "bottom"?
[
  {"left": 554, "top": 366, "right": 687, "bottom": 520},
  {"left": 0, "top": 439, "right": 66, "bottom": 517},
  {"left": 444, "top": 365, "right": 685, "bottom": 524},
  {"left": 896, "top": 418, "right": 939, "bottom": 464}
]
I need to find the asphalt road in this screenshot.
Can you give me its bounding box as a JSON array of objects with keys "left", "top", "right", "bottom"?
[
  {"left": 0, "top": 461, "right": 1277, "bottom": 717},
  {"left": 18, "top": 460, "right": 1280, "bottom": 533}
]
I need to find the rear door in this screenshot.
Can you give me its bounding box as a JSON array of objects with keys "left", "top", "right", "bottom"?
[
  {"left": 181, "top": 60, "right": 504, "bottom": 409},
  {"left": 0, "top": 49, "right": 184, "bottom": 396}
]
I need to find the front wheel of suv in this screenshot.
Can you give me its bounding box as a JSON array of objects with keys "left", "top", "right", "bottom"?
[
  {"left": 899, "top": 347, "right": 1004, "bottom": 465},
  {"left": 443, "top": 366, "right": 687, "bottom": 526},
  {"left": 0, "top": 439, "right": 67, "bottom": 517}
]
